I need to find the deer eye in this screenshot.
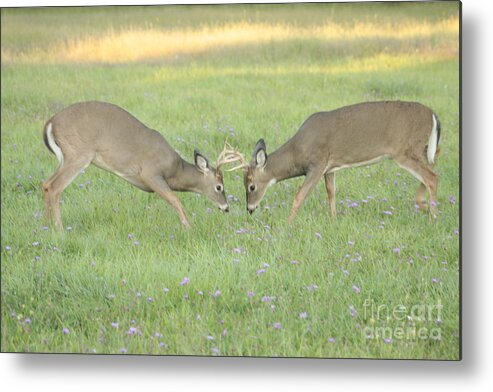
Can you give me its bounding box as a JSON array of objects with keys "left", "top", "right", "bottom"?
[
  {"left": 215, "top": 184, "right": 223, "bottom": 192},
  {"left": 249, "top": 184, "right": 256, "bottom": 192}
]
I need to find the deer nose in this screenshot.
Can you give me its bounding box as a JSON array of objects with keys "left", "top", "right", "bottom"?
[
  {"left": 247, "top": 206, "right": 256, "bottom": 214},
  {"left": 219, "top": 204, "right": 229, "bottom": 213}
]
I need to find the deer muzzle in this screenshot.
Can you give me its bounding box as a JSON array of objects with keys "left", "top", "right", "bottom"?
[
  {"left": 247, "top": 205, "right": 257, "bottom": 215},
  {"left": 218, "top": 204, "right": 229, "bottom": 213}
]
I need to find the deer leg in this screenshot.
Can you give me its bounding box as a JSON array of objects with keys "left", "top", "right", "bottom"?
[
  {"left": 42, "top": 157, "right": 92, "bottom": 230},
  {"left": 415, "top": 183, "right": 427, "bottom": 211},
  {"left": 142, "top": 175, "right": 191, "bottom": 228},
  {"left": 43, "top": 176, "right": 55, "bottom": 224},
  {"left": 324, "top": 172, "right": 337, "bottom": 217},
  {"left": 395, "top": 157, "right": 439, "bottom": 218},
  {"left": 288, "top": 167, "right": 325, "bottom": 224}
]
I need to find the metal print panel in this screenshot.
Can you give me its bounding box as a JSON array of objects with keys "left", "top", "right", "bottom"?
[{"left": 0, "top": 1, "right": 461, "bottom": 359}]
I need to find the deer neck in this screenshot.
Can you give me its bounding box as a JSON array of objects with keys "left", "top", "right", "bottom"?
[
  {"left": 265, "top": 143, "right": 304, "bottom": 183},
  {"left": 167, "top": 159, "right": 202, "bottom": 192}
]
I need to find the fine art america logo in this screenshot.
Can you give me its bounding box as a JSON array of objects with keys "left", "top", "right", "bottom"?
[{"left": 362, "top": 298, "right": 443, "bottom": 342}]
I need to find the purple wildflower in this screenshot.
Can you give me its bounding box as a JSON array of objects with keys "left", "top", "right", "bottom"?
[
  {"left": 5, "top": 246, "right": 11, "bottom": 251},
  {"left": 349, "top": 305, "right": 358, "bottom": 317},
  {"left": 212, "top": 347, "right": 220, "bottom": 355},
  {"left": 120, "top": 348, "right": 127, "bottom": 354},
  {"left": 133, "top": 241, "right": 140, "bottom": 246},
  {"left": 392, "top": 247, "right": 401, "bottom": 255},
  {"left": 180, "top": 277, "right": 190, "bottom": 286},
  {"left": 261, "top": 296, "right": 274, "bottom": 302},
  {"left": 448, "top": 195, "right": 456, "bottom": 204},
  {"left": 431, "top": 277, "right": 441, "bottom": 283},
  {"left": 383, "top": 210, "right": 393, "bottom": 216},
  {"left": 213, "top": 290, "right": 221, "bottom": 298},
  {"left": 147, "top": 297, "right": 153, "bottom": 302},
  {"left": 315, "top": 232, "right": 322, "bottom": 239},
  {"left": 328, "top": 337, "right": 336, "bottom": 343},
  {"left": 383, "top": 338, "right": 393, "bottom": 344},
  {"left": 247, "top": 291, "right": 255, "bottom": 298},
  {"left": 348, "top": 240, "right": 355, "bottom": 246},
  {"left": 273, "top": 322, "right": 282, "bottom": 330},
  {"left": 290, "top": 260, "right": 298, "bottom": 265},
  {"left": 352, "top": 285, "right": 361, "bottom": 294},
  {"left": 163, "top": 287, "right": 170, "bottom": 293},
  {"left": 62, "top": 328, "right": 70, "bottom": 335},
  {"left": 299, "top": 312, "right": 308, "bottom": 319},
  {"left": 257, "top": 268, "right": 266, "bottom": 276},
  {"left": 111, "top": 322, "right": 119, "bottom": 328},
  {"left": 127, "top": 326, "right": 142, "bottom": 336},
  {"left": 306, "top": 284, "right": 319, "bottom": 291},
  {"left": 206, "top": 335, "right": 214, "bottom": 340},
  {"left": 351, "top": 254, "right": 362, "bottom": 263},
  {"left": 32, "top": 241, "right": 40, "bottom": 247}
]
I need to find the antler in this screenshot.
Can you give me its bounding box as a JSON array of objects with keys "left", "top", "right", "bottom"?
[{"left": 216, "top": 141, "right": 249, "bottom": 172}]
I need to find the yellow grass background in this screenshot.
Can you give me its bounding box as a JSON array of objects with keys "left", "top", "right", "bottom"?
[{"left": 2, "top": 17, "right": 459, "bottom": 65}]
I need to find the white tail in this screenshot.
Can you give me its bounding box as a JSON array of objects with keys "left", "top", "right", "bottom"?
[
  {"left": 241, "top": 101, "right": 441, "bottom": 222},
  {"left": 42, "top": 101, "right": 242, "bottom": 230},
  {"left": 427, "top": 114, "right": 439, "bottom": 164}
]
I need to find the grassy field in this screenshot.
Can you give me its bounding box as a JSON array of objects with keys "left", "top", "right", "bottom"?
[{"left": 1, "top": 3, "right": 460, "bottom": 359}]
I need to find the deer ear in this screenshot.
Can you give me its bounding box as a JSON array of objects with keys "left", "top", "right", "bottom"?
[
  {"left": 194, "top": 150, "right": 210, "bottom": 173},
  {"left": 253, "top": 139, "right": 267, "bottom": 168}
]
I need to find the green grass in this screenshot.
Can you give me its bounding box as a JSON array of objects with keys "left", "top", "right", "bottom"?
[{"left": 1, "top": 3, "right": 460, "bottom": 359}]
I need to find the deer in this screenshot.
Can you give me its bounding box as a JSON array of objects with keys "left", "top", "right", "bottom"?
[
  {"left": 42, "top": 101, "right": 243, "bottom": 230},
  {"left": 231, "top": 101, "right": 441, "bottom": 223}
]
